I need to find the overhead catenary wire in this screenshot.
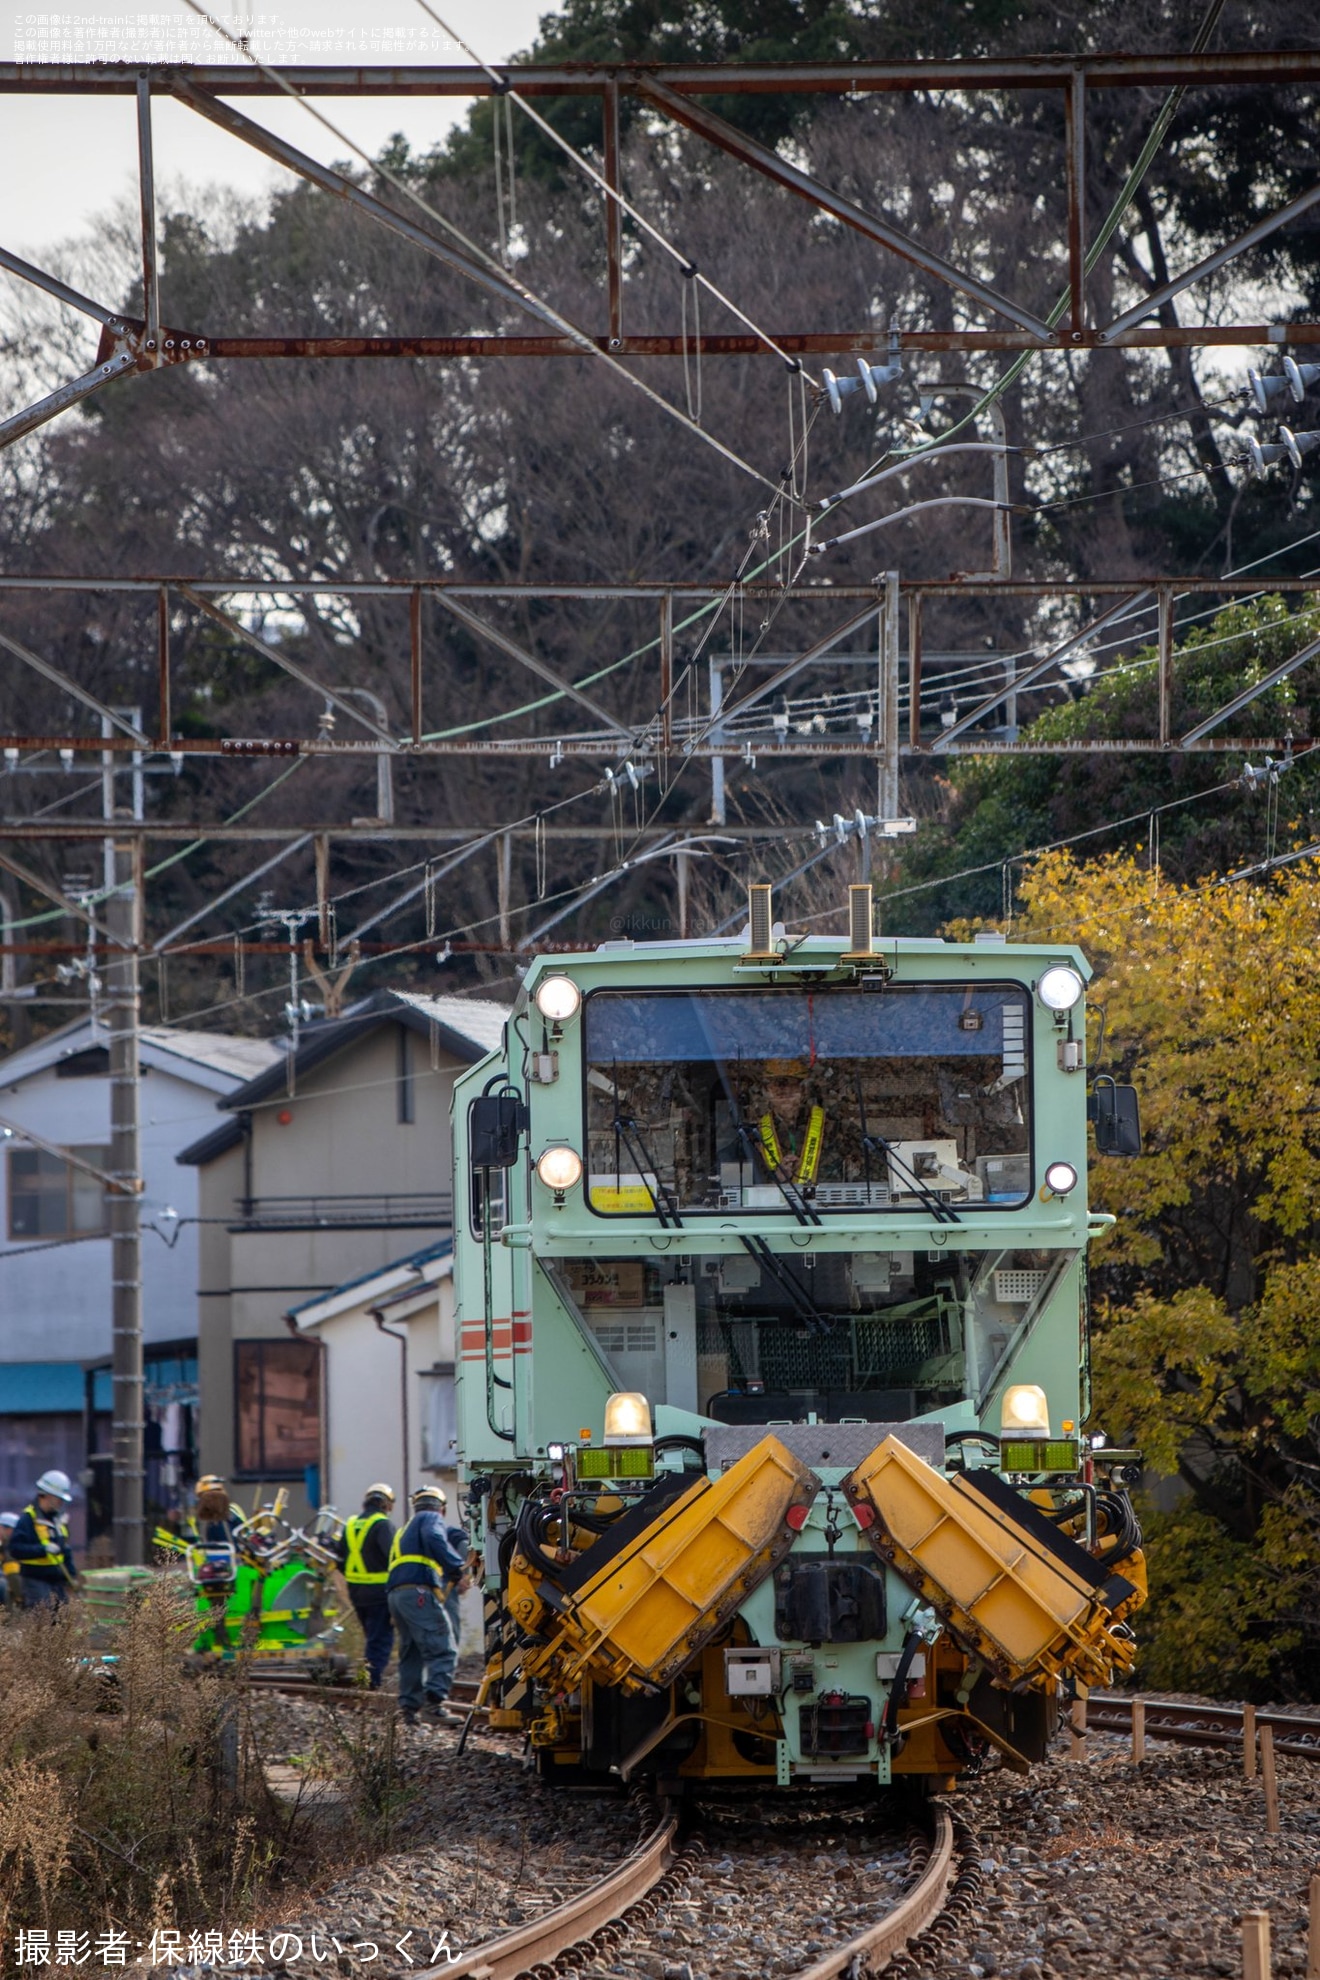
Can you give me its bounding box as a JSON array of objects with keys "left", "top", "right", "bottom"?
[
  {"left": 884, "top": 0, "right": 1229, "bottom": 465},
  {"left": 178, "top": 0, "right": 793, "bottom": 501},
  {"left": 785, "top": 763, "right": 1301, "bottom": 933},
  {"left": 411, "top": 0, "right": 818, "bottom": 389}
]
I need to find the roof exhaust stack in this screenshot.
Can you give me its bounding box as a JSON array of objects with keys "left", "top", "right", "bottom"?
[
  {"left": 845, "top": 883, "right": 875, "bottom": 961},
  {"left": 743, "top": 883, "right": 778, "bottom": 964}
]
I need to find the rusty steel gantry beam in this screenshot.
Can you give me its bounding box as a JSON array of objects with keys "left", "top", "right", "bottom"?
[
  {"left": 1, "top": 574, "right": 1317, "bottom": 768},
  {"left": 3, "top": 52, "right": 1320, "bottom": 454}
]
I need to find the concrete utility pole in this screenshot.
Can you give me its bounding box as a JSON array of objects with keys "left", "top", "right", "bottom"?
[
  {"left": 104, "top": 710, "right": 145, "bottom": 1566},
  {"left": 107, "top": 833, "right": 144, "bottom": 1563}
]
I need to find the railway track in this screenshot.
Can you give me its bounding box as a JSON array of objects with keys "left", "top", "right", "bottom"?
[
  {"left": 240, "top": 1673, "right": 484, "bottom": 1709},
  {"left": 1085, "top": 1695, "right": 1320, "bottom": 1759},
  {"left": 418, "top": 1798, "right": 960, "bottom": 1980}
]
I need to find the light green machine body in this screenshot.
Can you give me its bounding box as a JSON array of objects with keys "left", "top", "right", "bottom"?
[{"left": 453, "top": 912, "right": 1142, "bottom": 1788}]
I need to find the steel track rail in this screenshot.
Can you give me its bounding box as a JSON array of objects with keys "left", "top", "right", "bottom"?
[
  {"left": 1085, "top": 1695, "right": 1320, "bottom": 1759},
  {"left": 422, "top": 1806, "right": 682, "bottom": 1980},
  {"left": 793, "top": 1808, "right": 957, "bottom": 1980},
  {"left": 243, "top": 1676, "right": 482, "bottom": 1708}
]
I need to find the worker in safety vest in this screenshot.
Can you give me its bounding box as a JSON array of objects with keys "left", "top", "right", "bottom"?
[
  {"left": 8, "top": 1470, "right": 78, "bottom": 1607},
  {"left": 0, "top": 1511, "right": 21, "bottom": 1608},
  {"left": 757, "top": 1057, "right": 827, "bottom": 1189},
  {"left": 335, "top": 1484, "right": 397, "bottom": 1690},
  {"left": 194, "top": 1475, "right": 244, "bottom": 1544},
  {"left": 385, "top": 1485, "right": 466, "bottom": 1726},
  {"left": 152, "top": 1503, "right": 196, "bottom": 1559}
]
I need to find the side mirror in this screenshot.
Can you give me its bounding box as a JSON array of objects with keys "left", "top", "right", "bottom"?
[
  {"left": 1089, "top": 1076, "right": 1141, "bottom": 1157},
  {"left": 469, "top": 1090, "right": 527, "bottom": 1169}
]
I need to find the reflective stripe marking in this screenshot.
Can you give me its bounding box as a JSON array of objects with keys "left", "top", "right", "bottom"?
[{"left": 343, "top": 1512, "right": 389, "bottom": 1585}]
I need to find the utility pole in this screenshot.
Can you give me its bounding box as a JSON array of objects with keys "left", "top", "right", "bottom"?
[{"left": 105, "top": 712, "right": 145, "bottom": 1566}]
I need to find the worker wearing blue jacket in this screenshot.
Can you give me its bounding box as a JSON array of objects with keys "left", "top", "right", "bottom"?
[
  {"left": 9, "top": 1470, "right": 78, "bottom": 1607},
  {"left": 385, "top": 1485, "right": 466, "bottom": 1725}
]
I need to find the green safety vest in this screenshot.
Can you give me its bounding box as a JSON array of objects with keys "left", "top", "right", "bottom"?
[{"left": 343, "top": 1512, "right": 389, "bottom": 1585}]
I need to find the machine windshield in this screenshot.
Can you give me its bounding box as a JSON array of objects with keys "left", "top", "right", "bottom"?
[
  {"left": 545, "top": 1245, "right": 1076, "bottom": 1422},
  {"left": 584, "top": 985, "right": 1032, "bottom": 1216}
]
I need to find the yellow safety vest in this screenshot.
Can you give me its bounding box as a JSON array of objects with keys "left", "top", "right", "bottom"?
[
  {"left": 388, "top": 1522, "right": 446, "bottom": 1584},
  {"left": 22, "top": 1504, "right": 73, "bottom": 1579},
  {"left": 759, "top": 1105, "right": 825, "bottom": 1186},
  {"left": 343, "top": 1512, "right": 389, "bottom": 1585}
]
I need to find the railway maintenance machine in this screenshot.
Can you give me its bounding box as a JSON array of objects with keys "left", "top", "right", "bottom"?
[{"left": 454, "top": 884, "right": 1145, "bottom": 1791}]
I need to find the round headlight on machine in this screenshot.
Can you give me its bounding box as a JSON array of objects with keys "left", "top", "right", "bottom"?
[
  {"left": 1044, "top": 1160, "right": 1079, "bottom": 1198},
  {"left": 534, "top": 975, "right": 582, "bottom": 1022},
  {"left": 1037, "top": 965, "right": 1084, "bottom": 1012},
  {"left": 536, "top": 1144, "right": 584, "bottom": 1192}
]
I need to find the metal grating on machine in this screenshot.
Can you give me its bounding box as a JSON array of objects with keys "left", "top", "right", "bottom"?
[
  {"left": 994, "top": 1269, "right": 1047, "bottom": 1304},
  {"left": 854, "top": 1314, "right": 947, "bottom": 1380}
]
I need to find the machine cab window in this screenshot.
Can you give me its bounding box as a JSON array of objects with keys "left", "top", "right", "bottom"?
[{"left": 583, "top": 984, "right": 1031, "bottom": 1215}]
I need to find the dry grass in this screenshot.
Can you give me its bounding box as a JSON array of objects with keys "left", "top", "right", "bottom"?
[{"left": 0, "top": 1583, "right": 409, "bottom": 1967}]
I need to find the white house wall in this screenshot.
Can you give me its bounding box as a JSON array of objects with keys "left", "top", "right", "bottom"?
[
  {"left": 194, "top": 1022, "right": 466, "bottom": 1517},
  {"left": 0, "top": 1061, "right": 211, "bottom": 1363}
]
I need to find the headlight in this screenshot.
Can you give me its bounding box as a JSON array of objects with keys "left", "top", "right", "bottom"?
[
  {"left": 1044, "top": 1160, "right": 1079, "bottom": 1197},
  {"left": 535, "top": 1144, "right": 583, "bottom": 1192},
  {"left": 603, "top": 1391, "right": 652, "bottom": 1445},
  {"left": 1037, "top": 964, "right": 1084, "bottom": 1012},
  {"left": 1001, "top": 1384, "right": 1051, "bottom": 1436},
  {"left": 534, "top": 974, "right": 581, "bottom": 1022}
]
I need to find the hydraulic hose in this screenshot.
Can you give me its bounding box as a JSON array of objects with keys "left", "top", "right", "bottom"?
[
  {"left": 514, "top": 1495, "right": 566, "bottom": 1581},
  {"left": 882, "top": 1629, "right": 924, "bottom": 1746}
]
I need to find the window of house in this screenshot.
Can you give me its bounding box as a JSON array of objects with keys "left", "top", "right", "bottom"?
[
  {"left": 7, "top": 1144, "right": 111, "bottom": 1239},
  {"left": 397, "top": 1026, "right": 415, "bottom": 1125},
  {"left": 234, "top": 1339, "right": 321, "bottom": 1478}
]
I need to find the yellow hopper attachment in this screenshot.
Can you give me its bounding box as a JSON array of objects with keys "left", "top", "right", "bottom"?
[
  {"left": 515, "top": 1434, "right": 820, "bottom": 1695},
  {"left": 844, "top": 1435, "right": 1143, "bottom": 1692}
]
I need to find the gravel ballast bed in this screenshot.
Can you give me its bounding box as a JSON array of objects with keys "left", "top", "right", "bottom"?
[
  {"left": 911, "top": 1738, "right": 1320, "bottom": 1980},
  {"left": 240, "top": 1701, "right": 639, "bottom": 1976},
  {"left": 218, "top": 1698, "right": 1320, "bottom": 1980}
]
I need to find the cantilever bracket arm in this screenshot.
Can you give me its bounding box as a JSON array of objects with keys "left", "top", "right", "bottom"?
[
  {"left": 0, "top": 350, "right": 138, "bottom": 453},
  {"left": 170, "top": 79, "right": 561, "bottom": 332},
  {"left": 431, "top": 592, "right": 631, "bottom": 737},
  {"left": 931, "top": 590, "right": 1152, "bottom": 751},
  {"left": 1100, "top": 179, "right": 1320, "bottom": 343},
  {"left": 634, "top": 75, "right": 1056, "bottom": 344},
  {"left": 0, "top": 245, "right": 127, "bottom": 329},
  {"left": 0, "top": 847, "right": 125, "bottom": 948},
  {"left": 0, "top": 628, "right": 152, "bottom": 745},
  {"left": 176, "top": 587, "right": 397, "bottom": 743},
  {"left": 1180, "top": 631, "right": 1320, "bottom": 746}
]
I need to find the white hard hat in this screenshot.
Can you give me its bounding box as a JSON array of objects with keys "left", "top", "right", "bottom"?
[
  {"left": 36, "top": 1469, "right": 73, "bottom": 1502},
  {"left": 0, "top": 1511, "right": 19, "bottom": 1529}
]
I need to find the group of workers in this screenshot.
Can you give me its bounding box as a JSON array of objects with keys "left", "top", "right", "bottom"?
[
  {"left": 0, "top": 1465, "right": 471, "bottom": 1726},
  {"left": 338, "top": 1480, "right": 470, "bottom": 1725}
]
